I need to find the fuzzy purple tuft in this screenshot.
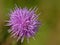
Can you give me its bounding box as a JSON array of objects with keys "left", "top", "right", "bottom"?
[{"left": 7, "top": 7, "right": 40, "bottom": 43}]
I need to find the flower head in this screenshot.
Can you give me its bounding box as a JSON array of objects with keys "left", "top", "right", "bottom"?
[{"left": 7, "top": 6, "right": 40, "bottom": 43}]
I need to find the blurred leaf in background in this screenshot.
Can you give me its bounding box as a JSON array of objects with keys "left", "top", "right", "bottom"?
[{"left": 0, "top": 0, "right": 60, "bottom": 45}]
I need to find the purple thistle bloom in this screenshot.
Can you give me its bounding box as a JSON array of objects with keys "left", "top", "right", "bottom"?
[{"left": 7, "top": 6, "right": 40, "bottom": 43}]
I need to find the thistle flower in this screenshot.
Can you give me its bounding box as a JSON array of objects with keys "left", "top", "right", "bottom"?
[{"left": 7, "top": 6, "right": 40, "bottom": 43}]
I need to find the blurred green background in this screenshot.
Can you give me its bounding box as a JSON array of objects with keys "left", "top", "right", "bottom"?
[{"left": 0, "top": 0, "right": 60, "bottom": 45}]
